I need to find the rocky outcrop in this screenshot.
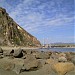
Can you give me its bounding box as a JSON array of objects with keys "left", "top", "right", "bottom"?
[{"left": 0, "top": 7, "right": 41, "bottom": 47}]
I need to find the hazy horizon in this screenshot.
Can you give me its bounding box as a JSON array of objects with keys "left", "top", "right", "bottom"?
[{"left": 0, "top": 0, "right": 74, "bottom": 44}]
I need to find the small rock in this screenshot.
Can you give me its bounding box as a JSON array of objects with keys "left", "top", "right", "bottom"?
[
  {"left": 59, "top": 53, "right": 66, "bottom": 57},
  {"left": 50, "top": 52, "right": 59, "bottom": 60},
  {"left": 58, "top": 56, "right": 67, "bottom": 62}
]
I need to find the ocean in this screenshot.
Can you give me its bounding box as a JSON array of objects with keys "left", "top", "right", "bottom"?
[{"left": 39, "top": 48, "right": 75, "bottom": 52}]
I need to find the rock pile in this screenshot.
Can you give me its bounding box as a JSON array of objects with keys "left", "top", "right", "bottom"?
[{"left": 0, "top": 47, "right": 75, "bottom": 75}]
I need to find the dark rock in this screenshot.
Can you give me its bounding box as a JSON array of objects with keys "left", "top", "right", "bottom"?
[
  {"left": 0, "top": 53, "right": 3, "bottom": 55},
  {"left": 0, "top": 47, "right": 3, "bottom": 53},
  {"left": 13, "top": 48, "right": 23, "bottom": 58}
]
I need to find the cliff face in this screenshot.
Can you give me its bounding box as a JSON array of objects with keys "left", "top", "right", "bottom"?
[{"left": 0, "top": 7, "right": 41, "bottom": 46}]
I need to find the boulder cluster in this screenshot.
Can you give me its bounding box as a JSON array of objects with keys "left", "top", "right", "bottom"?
[{"left": 0, "top": 47, "right": 75, "bottom": 75}]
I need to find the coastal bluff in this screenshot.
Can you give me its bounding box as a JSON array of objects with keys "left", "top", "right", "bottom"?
[{"left": 0, "top": 7, "right": 41, "bottom": 47}]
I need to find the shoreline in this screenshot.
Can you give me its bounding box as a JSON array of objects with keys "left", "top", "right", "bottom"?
[{"left": 0, "top": 46, "right": 75, "bottom": 75}]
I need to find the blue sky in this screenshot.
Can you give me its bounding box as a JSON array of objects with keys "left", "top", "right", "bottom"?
[{"left": 0, "top": 0, "right": 74, "bottom": 44}]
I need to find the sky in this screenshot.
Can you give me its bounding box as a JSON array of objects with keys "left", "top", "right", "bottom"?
[{"left": 0, "top": 0, "right": 75, "bottom": 44}]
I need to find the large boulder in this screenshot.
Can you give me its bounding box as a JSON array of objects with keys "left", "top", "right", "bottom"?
[
  {"left": 0, "top": 57, "right": 15, "bottom": 71},
  {"left": 13, "top": 48, "right": 23, "bottom": 58},
  {"left": 35, "top": 52, "right": 50, "bottom": 59},
  {"left": 38, "top": 64, "right": 57, "bottom": 75},
  {"left": 12, "top": 58, "right": 24, "bottom": 74},
  {"left": 3, "top": 49, "right": 14, "bottom": 56},
  {"left": 53, "top": 62, "right": 75, "bottom": 75},
  {"left": 23, "top": 54, "right": 40, "bottom": 70}
]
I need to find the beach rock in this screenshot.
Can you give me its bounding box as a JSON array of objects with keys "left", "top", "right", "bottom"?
[
  {"left": 25, "top": 54, "right": 36, "bottom": 59},
  {"left": 50, "top": 52, "right": 59, "bottom": 60},
  {"left": 35, "top": 52, "right": 50, "bottom": 59},
  {"left": 38, "top": 59, "right": 46, "bottom": 67},
  {"left": 58, "top": 56, "right": 67, "bottom": 62},
  {"left": 0, "top": 58, "right": 15, "bottom": 71},
  {"left": 71, "top": 56, "right": 75, "bottom": 65},
  {"left": 25, "top": 49, "right": 32, "bottom": 54},
  {"left": 3, "top": 49, "right": 14, "bottom": 56},
  {"left": 12, "top": 58, "right": 24, "bottom": 74},
  {"left": 65, "top": 68, "right": 75, "bottom": 75},
  {"left": 45, "top": 51, "right": 52, "bottom": 56},
  {"left": 59, "top": 53, "right": 66, "bottom": 57},
  {"left": 38, "top": 64, "right": 57, "bottom": 75},
  {"left": 13, "top": 48, "right": 23, "bottom": 58},
  {"left": 46, "top": 59, "right": 57, "bottom": 65},
  {"left": 66, "top": 52, "right": 73, "bottom": 61},
  {"left": 0, "top": 47, "right": 3, "bottom": 53},
  {"left": 53, "top": 62, "right": 74, "bottom": 75},
  {"left": 23, "top": 54, "right": 40, "bottom": 70},
  {"left": 0, "top": 53, "right": 3, "bottom": 55},
  {"left": 24, "top": 60, "right": 40, "bottom": 71},
  {"left": 13, "top": 64, "right": 23, "bottom": 74},
  {"left": 0, "top": 54, "right": 4, "bottom": 59}
]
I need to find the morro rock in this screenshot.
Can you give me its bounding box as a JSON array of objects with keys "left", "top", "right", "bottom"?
[{"left": 0, "top": 7, "right": 41, "bottom": 46}]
